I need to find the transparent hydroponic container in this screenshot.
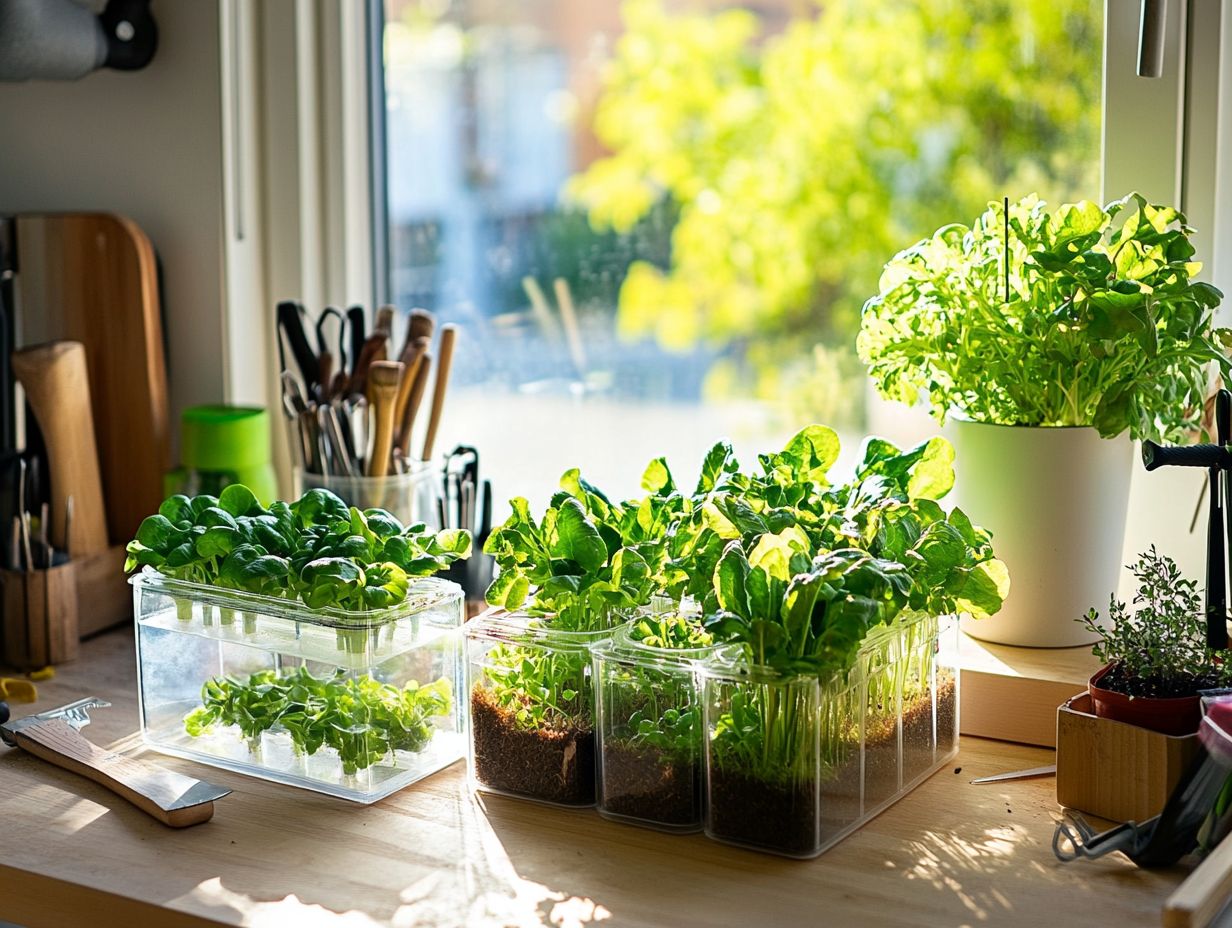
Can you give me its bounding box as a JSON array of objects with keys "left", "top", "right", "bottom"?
[
  {"left": 702, "top": 612, "right": 959, "bottom": 858},
  {"left": 133, "top": 570, "right": 466, "bottom": 803},
  {"left": 592, "top": 624, "right": 726, "bottom": 832},
  {"left": 465, "top": 608, "right": 631, "bottom": 807}
]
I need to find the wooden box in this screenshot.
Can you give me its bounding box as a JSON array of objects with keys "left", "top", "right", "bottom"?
[{"left": 1056, "top": 692, "right": 1200, "bottom": 823}]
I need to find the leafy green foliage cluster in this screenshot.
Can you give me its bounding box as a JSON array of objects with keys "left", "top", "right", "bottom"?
[
  {"left": 184, "top": 666, "right": 452, "bottom": 775},
  {"left": 628, "top": 611, "right": 713, "bottom": 650},
  {"left": 479, "top": 471, "right": 681, "bottom": 734},
  {"left": 648, "top": 426, "right": 1005, "bottom": 783},
  {"left": 126, "top": 485, "right": 471, "bottom": 613},
  {"left": 599, "top": 610, "right": 716, "bottom": 760},
  {"left": 483, "top": 470, "right": 660, "bottom": 632},
  {"left": 859, "top": 194, "right": 1230, "bottom": 441},
  {"left": 569, "top": 0, "right": 1102, "bottom": 404},
  {"left": 481, "top": 646, "right": 590, "bottom": 732},
  {"left": 480, "top": 424, "right": 1006, "bottom": 760},
  {"left": 1081, "top": 547, "right": 1232, "bottom": 697},
  {"left": 656, "top": 426, "right": 1009, "bottom": 659}
]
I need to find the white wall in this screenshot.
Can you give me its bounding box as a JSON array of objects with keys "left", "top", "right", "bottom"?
[{"left": 0, "top": 0, "right": 228, "bottom": 430}]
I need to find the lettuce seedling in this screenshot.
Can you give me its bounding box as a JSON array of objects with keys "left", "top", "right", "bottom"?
[
  {"left": 483, "top": 471, "right": 658, "bottom": 631},
  {"left": 184, "top": 665, "right": 452, "bottom": 775},
  {"left": 126, "top": 485, "right": 471, "bottom": 615}
]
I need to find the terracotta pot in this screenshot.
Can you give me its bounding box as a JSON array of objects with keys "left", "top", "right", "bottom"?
[{"left": 1088, "top": 663, "right": 1202, "bottom": 737}]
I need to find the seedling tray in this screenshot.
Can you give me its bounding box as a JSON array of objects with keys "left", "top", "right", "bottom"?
[{"left": 132, "top": 570, "right": 466, "bottom": 802}]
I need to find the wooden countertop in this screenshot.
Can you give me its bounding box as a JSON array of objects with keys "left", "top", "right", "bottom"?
[{"left": 0, "top": 629, "right": 1199, "bottom": 928}]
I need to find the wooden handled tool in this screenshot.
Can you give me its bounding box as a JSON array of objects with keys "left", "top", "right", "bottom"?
[
  {"left": 421, "top": 324, "right": 457, "bottom": 462},
  {"left": 1, "top": 698, "right": 230, "bottom": 828},
  {"left": 11, "top": 341, "right": 109, "bottom": 555},
  {"left": 393, "top": 336, "right": 430, "bottom": 448},
  {"left": 366, "top": 360, "right": 404, "bottom": 478},
  {"left": 402, "top": 350, "right": 432, "bottom": 456},
  {"left": 348, "top": 334, "right": 388, "bottom": 399}
]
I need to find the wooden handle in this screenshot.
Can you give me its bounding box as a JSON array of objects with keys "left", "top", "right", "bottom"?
[
  {"left": 402, "top": 351, "right": 432, "bottom": 455},
  {"left": 421, "top": 325, "right": 457, "bottom": 462},
  {"left": 11, "top": 341, "right": 109, "bottom": 555},
  {"left": 14, "top": 719, "right": 221, "bottom": 827},
  {"left": 1164, "top": 831, "right": 1232, "bottom": 928},
  {"left": 366, "top": 361, "right": 403, "bottom": 478},
  {"left": 392, "top": 337, "right": 429, "bottom": 449},
  {"left": 347, "top": 334, "right": 388, "bottom": 398}
]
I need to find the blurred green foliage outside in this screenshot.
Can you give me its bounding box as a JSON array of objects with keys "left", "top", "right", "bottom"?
[{"left": 567, "top": 0, "right": 1102, "bottom": 423}]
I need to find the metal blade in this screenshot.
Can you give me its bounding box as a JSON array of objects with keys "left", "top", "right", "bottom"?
[
  {"left": 168, "top": 779, "right": 232, "bottom": 809},
  {"left": 1, "top": 696, "right": 111, "bottom": 745},
  {"left": 970, "top": 764, "right": 1057, "bottom": 784}
]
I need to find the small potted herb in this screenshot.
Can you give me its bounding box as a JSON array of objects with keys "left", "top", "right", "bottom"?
[
  {"left": 1080, "top": 548, "right": 1232, "bottom": 736},
  {"left": 467, "top": 472, "right": 657, "bottom": 806},
  {"left": 860, "top": 193, "right": 1229, "bottom": 647},
  {"left": 592, "top": 608, "right": 722, "bottom": 831}
]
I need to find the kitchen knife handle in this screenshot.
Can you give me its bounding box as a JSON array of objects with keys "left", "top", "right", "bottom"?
[
  {"left": 12, "top": 718, "right": 225, "bottom": 827},
  {"left": 1142, "top": 441, "right": 1232, "bottom": 471}
]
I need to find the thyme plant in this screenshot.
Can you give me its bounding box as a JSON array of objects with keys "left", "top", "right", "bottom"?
[{"left": 1081, "top": 547, "right": 1232, "bottom": 698}]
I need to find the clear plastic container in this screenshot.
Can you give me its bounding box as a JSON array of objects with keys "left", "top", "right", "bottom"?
[
  {"left": 133, "top": 570, "right": 466, "bottom": 803},
  {"left": 702, "top": 613, "right": 959, "bottom": 858},
  {"left": 297, "top": 463, "right": 440, "bottom": 528},
  {"left": 465, "top": 609, "right": 630, "bottom": 807},
  {"left": 592, "top": 625, "right": 724, "bottom": 832}
]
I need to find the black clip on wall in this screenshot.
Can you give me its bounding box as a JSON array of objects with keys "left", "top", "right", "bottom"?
[{"left": 1141, "top": 387, "right": 1232, "bottom": 650}]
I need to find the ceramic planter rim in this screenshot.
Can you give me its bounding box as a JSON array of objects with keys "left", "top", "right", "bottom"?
[{"left": 947, "top": 411, "right": 1121, "bottom": 433}]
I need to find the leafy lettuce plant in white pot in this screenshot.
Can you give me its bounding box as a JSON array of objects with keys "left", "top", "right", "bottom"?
[{"left": 858, "top": 193, "right": 1229, "bottom": 646}]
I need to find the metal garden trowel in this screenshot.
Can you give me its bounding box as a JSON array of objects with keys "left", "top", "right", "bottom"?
[{"left": 1, "top": 697, "right": 231, "bottom": 827}]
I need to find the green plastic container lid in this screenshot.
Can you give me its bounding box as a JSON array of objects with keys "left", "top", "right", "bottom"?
[{"left": 181, "top": 405, "right": 272, "bottom": 472}]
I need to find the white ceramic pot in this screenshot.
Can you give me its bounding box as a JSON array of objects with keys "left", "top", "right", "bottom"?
[{"left": 946, "top": 420, "right": 1133, "bottom": 648}]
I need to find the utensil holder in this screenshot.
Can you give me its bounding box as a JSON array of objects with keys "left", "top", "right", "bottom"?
[
  {"left": 296, "top": 463, "right": 439, "bottom": 527},
  {"left": 2, "top": 561, "right": 78, "bottom": 668}
]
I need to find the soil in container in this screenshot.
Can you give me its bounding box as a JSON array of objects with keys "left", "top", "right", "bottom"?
[
  {"left": 471, "top": 687, "right": 595, "bottom": 805},
  {"left": 820, "top": 738, "right": 862, "bottom": 841},
  {"left": 709, "top": 767, "right": 817, "bottom": 856},
  {"left": 901, "top": 686, "right": 936, "bottom": 783},
  {"left": 863, "top": 711, "right": 899, "bottom": 809},
  {"left": 936, "top": 673, "right": 957, "bottom": 750},
  {"left": 601, "top": 741, "right": 698, "bottom": 828}
]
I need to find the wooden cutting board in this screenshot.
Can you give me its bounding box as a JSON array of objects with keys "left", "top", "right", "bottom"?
[{"left": 14, "top": 213, "right": 170, "bottom": 545}]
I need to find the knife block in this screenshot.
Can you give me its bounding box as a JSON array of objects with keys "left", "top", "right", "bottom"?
[{"left": 2, "top": 561, "right": 78, "bottom": 669}]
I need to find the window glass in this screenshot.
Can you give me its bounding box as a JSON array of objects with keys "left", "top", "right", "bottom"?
[{"left": 380, "top": 0, "right": 1103, "bottom": 504}]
